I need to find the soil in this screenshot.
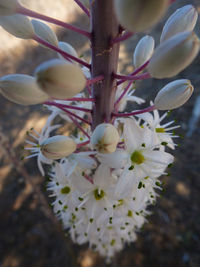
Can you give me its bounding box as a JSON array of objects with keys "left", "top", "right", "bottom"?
[{"left": 0, "top": 0, "right": 200, "bottom": 267}]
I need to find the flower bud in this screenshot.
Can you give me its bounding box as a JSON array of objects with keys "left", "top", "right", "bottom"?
[
  {"left": 90, "top": 123, "right": 120, "bottom": 154},
  {"left": 154, "top": 79, "right": 193, "bottom": 110},
  {"left": 0, "top": 14, "right": 34, "bottom": 39},
  {"left": 0, "top": 74, "right": 49, "bottom": 105},
  {"left": 0, "top": 0, "right": 20, "bottom": 16},
  {"left": 35, "top": 59, "right": 86, "bottom": 99},
  {"left": 58, "top": 42, "right": 78, "bottom": 64},
  {"left": 41, "top": 135, "right": 77, "bottom": 160},
  {"left": 160, "top": 5, "right": 198, "bottom": 42},
  {"left": 31, "top": 19, "right": 58, "bottom": 47},
  {"left": 133, "top": 35, "right": 155, "bottom": 69},
  {"left": 114, "top": 0, "right": 169, "bottom": 32},
  {"left": 148, "top": 31, "right": 200, "bottom": 79}
]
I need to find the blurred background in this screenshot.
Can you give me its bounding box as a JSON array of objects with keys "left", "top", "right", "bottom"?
[{"left": 0, "top": 0, "right": 200, "bottom": 266}]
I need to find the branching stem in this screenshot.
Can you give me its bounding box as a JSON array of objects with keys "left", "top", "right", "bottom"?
[
  {"left": 74, "top": 0, "right": 90, "bottom": 17},
  {"left": 33, "top": 35, "right": 91, "bottom": 69},
  {"left": 18, "top": 5, "right": 91, "bottom": 38},
  {"left": 112, "top": 105, "right": 156, "bottom": 117}
]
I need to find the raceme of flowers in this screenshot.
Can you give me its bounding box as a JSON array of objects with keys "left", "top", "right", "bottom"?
[{"left": 0, "top": 0, "right": 199, "bottom": 260}]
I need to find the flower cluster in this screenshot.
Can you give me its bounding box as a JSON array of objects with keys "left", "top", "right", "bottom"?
[{"left": 0, "top": 0, "right": 199, "bottom": 261}]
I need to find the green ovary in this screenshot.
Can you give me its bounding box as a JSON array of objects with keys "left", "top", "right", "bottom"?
[
  {"left": 60, "top": 186, "right": 71, "bottom": 194},
  {"left": 131, "top": 150, "right": 145, "bottom": 165},
  {"left": 156, "top": 127, "right": 165, "bottom": 133},
  {"left": 94, "top": 189, "right": 105, "bottom": 200}
]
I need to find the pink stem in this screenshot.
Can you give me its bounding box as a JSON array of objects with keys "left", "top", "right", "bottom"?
[
  {"left": 64, "top": 111, "right": 90, "bottom": 138},
  {"left": 44, "top": 101, "right": 92, "bottom": 113},
  {"left": 86, "top": 75, "right": 104, "bottom": 86},
  {"left": 82, "top": 174, "right": 94, "bottom": 184},
  {"left": 77, "top": 140, "right": 90, "bottom": 148},
  {"left": 114, "top": 81, "right": 132, "bottom": 110},
  {"left": 116, "top": 72, "right": 151, "bottom": 85},
  {"left": 74, "top": 0, "right": 90, "bottom": 17},
  {"left": 86, "top": 85, "right": 92, "bottom": 97},
  {"left": 115, "top": 72, "right": 151, "bottom": 81},
  {"left": 33, "top": 35, "right": 91, "bottom": 69},
  {"left": 63, "top": 97, "right": 95, "bottom": 102},
  {"left": 112, "top": 105, "right": 156, "bottom": 117},
  {"left": 111, "top": 31, "right": 133, "bottom": 44},
  {"left": 117, "top": 60, "right": 150, "bottom": 86},
  {"left": 60, "top": 107, "right": 92, "bottom": 125},
  {"left": 18, "top": 6, "right": 91, "bottom": 38}
]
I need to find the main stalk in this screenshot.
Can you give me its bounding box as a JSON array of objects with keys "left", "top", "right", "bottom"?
[{"left": 90, "top": 0, "right": 120, "bottom": 129}]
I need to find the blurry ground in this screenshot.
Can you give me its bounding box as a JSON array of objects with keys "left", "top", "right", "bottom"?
[{"left": 0, "top": 0, "right": 200, "bottom": 266}]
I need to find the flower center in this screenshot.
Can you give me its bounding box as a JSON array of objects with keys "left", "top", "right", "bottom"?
[
  {"left": 156, "top": 127, "right": 165, "bottom": 133},
  {"left": 60, "top": 186, "right": 71, "bottom": 194},
  {"left": 94, "top": 189, "right": 105, "bottom": 200},
  {"left": 131, "top": 150, "right": 145, "bottom": 165}
]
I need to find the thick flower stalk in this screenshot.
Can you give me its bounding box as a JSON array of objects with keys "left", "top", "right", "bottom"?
[{"left": 0, "top": 0, "right": 199, "bottom": 261}]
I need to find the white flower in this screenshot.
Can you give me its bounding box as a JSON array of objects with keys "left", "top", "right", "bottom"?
[
  {"left": 99, "top": 118, "right": 174, "bottom": 195},
  {"left": 148, "top": 31, "right": 200, "bottom": 79},
  {"left": 25, "top": 113, "right": 60, "bottom": 176},
  {"left": 160, "top": 5, "right": 198, "bottom": 42},
  {"left": 137, "top": 106, "right": 179, "bottom": 149},
  {"left": 0, "top": 14, "right": 34, "bottom": 39},
  {"left": 133, "top": 35, "right": 155, "bottom": 69}
]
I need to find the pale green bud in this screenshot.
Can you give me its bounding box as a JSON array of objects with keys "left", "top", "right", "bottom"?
[
  {"left": 0, "top": 74, "right": 49, "bottom": 105},
  {"left": 148, "top": 31, "right": 200, "bottom": 79},
  {"left": 0, "top": 0, "right": 20, "bottom": 16},
  {"left": 114, "top": 0, "right": 169, "bottom": 32},
  {"left": 91, "top": 123, "right": 120, "bottom": 154},
  {"left": 160, "top": 5, "right": 198, "bottom": 42},
  {"left": 133, "top": 35, "right": 155, "bottom": 69},
  {"left": 31, "top": 19, "right": 58, "bottom": 47},
  {"left": 41, "top": 135, "right": 77, "bottom": 160},
  {"left": 35, "top": 59, "right": 86, "bottom": 99},
  {"left": 0, "top": 14, "right": 34, "bottom": 39},
  {"left": 58, "top": 41, "right": 78, "bottom": 64},
  {"left": 154, "top": 79, "right": 194, "bottom": 110}
]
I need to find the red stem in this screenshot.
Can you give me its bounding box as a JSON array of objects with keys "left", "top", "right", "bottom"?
[
  {"left": 117, "top": 60, "right": 150, "bottom": 86},
  {"left": 63, "top": 97, "right": 95, "bottom": 102},
  {"left": 33, "top": 35, "right": 91, "bottom": 69},
  {"left": 18, "top": 6, "right": 91, "bottom": 38},
  {"left": 116, "top": 72, "right": 151, "bottom": 85},
  {"left": 64, "top": 111, "right": 90, "bottom": 138},
  {"left": 60, "top": 107, "right": 92, "bottom": 125},
  {"left": 114, "top": 81, "right": 133, "bottom": 110},
  {"left": 74, "top": 0, "right": 90, "bottom": 17},
  {"left": 112, "top": 105, "right": 156, "bottom": 117},
  {"left": 111, "top": 31, "right": 133, "bottom": 44},
  {"left": 76, "top": 140, "right": 90, "bottom": 148},
  {"left": 44, "top": 101, "right": 92, "bottom": 113}
]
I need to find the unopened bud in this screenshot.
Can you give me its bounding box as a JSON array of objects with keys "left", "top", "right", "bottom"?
[
  {"left": 0, "top": 0, "right": 20, "bottom": 16},
  {"left": 0, "top": 74, "right": 49, "bottom": 105},
  {"left": 0, "top": 14, "right": 34, "bottom": 39},
  {"left": 160, "top": 5, "right": 198, "bottom": 42},
  {"left": 114, "top": 0, "right": 169, "bottom": 32},
  {"left": 58, "top": 42, "right": 78, "bottom": 64},
  {"left": 41, "top": 135, "right": 77, "bottom": 160},
  {"left": 31, "top": 19, "right": 58, "bottom": 47},
  {"left": 91, "top": 123, "right": 120, "bottom": 154},
  {"left": 133, "top": 35, "right": 155, "bottom": 69},
  {"left": 154, "top": 79, "right": 193, "bottom": 110},
  {"left": 35, "top": 59, "right": 86, "bottom": 99},
  {"left": 148, "top": 31, "right": 200, "bottom": 79}
]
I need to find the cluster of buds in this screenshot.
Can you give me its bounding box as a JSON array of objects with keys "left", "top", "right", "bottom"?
[{"left": 0, "top": 0, "right": 199, "bottom": 261}]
